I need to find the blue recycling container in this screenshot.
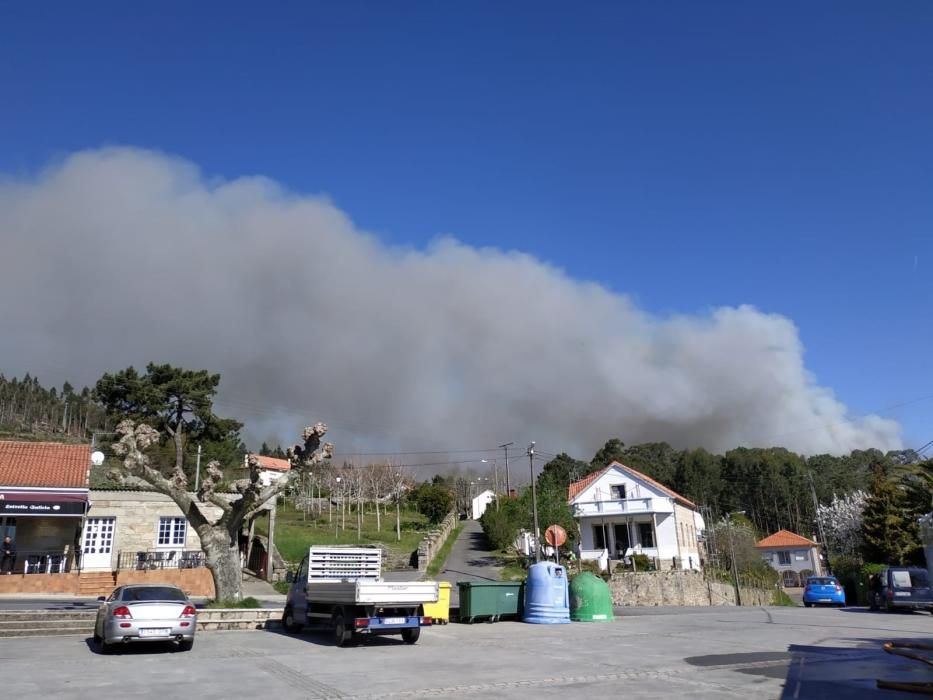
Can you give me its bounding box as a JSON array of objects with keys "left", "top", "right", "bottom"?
[{"left": 523, "top": 561, "right": 571, "bottom": 624}]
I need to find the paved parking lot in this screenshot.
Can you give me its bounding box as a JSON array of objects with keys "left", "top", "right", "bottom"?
[{"left": 1, "top": 606, "right": 930, "bottom": 699}]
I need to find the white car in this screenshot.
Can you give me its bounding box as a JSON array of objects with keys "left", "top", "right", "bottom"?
[{"left": 94, "top": 584, "right": 197, "bottom": 653}]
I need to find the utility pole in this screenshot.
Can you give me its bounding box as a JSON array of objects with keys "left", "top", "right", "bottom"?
[
  {"left": 500, "top": 442, "right": 513, "bottom": 497},
  {"left": 726, "top": 511, "right": 745, "bottom": 606},
  {"left": 728, "top": 523, "right": 742, "bottom": 606},
  {"left": 528, "top": 442, "right": 541, "bottom": 562},
  {"left": 807, "top": 469, "right": 831, "bottom": 575},
  {"left": 194, "top": 444, "right": 202, "bottom": 492}
]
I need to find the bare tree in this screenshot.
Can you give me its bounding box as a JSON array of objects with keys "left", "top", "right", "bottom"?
[{"left": 110, "top": 419, "right": 333, "bottom": 600}]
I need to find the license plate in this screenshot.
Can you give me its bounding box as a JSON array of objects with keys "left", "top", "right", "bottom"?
[
  {"left": 819, "top": 599, "right": 831, "bottom": 603},
  {"left": 383, "top": 617, "right": 405, "bottom": 625},
  {"left": 139, "top": 628, "right": 171, "bottom": 637},
  {"left": 895, "top": 592, "right": 911, "bottom": 597}
]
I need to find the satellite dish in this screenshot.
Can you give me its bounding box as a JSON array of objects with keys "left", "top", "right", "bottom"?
[{"left": 91, "top": 451, "right": 105, "bottom": 466}]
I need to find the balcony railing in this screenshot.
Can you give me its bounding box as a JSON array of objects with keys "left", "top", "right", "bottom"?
[
  {"left": 573, "top": 496, "right": 673, "bottom": 517},
  {"left": 0, "top": 549, "right": 73, "bottom": 575},
  {"left": 117, "top": 549, "right": 206, "bottom": 570}
]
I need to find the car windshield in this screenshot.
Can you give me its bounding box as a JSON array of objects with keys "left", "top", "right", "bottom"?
[
  {"left": 121, "top": 586, "right": 187, "bottom": 602},
  {"left": 808, "top": 578, "right": 835, "bottom": 586}
]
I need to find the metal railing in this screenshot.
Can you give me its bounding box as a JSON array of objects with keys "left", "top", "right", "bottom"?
[
  {"left": 0, "top": 549, "right": 73, "bottom": 575},
  {"left": 116, "top": 549, "right": 206, "bottom": 570}
]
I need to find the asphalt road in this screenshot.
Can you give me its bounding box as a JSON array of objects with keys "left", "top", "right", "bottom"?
[
  {"left": 434, "top": 519, "right": 502, "bottom": 606},
  {"left": 2, "top": 606, "right": 930, "bottom": 698}
]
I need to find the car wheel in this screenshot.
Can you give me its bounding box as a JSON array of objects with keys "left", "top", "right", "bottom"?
[
  {"left": 177, "top": 639, "right": 194, "bottom": 652},
  {"left": 282, "top": 606, "right": 302, "bottom": 634},
  {"left": 100, "top": 638, "right": 115, "bottom": 655},
  {"left": 401, "top": 626, "right": 420, "bottom": 645},
  {"left": 804, "top": 602, "right": 812, "bottom": 608},
  {"left": 333, "top": 612, "right": 353, "bottom": 647}
]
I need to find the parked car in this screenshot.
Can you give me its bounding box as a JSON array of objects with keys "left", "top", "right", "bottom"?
[
  {"left": 868, "top": 567, "right": 933, "bottom": 613},
  {"left": 94, "top": 584, "right": 197, "bottom": 653},
  {"left": 802, "top": 576, "right": 846, "bottom": 607}
]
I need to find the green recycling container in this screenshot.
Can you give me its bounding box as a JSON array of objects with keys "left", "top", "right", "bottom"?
[
  {"left": 570, "top": 572, "right": 614, "bottom": 622},
  {"left": 457, "top": 581, "right": 523, "bottom": 623}
]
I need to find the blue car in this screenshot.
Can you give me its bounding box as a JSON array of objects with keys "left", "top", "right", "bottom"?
[{"left": 803, "top": 576, "right": 846, "bottom": 607}]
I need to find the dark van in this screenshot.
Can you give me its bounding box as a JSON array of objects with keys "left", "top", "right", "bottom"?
[{"left": 868, "top": 567, "right": 933, "bottom": 612}]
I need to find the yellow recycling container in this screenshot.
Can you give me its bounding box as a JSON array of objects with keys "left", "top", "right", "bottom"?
[{"left": 422, "top": 581, "right": 452, "bottom": 625}]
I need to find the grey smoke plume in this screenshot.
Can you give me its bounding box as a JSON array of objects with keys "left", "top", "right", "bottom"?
[{"left": 0, "top": 148, "right": 901, "bottom": 458}]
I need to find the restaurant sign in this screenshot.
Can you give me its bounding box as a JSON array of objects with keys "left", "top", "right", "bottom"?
[{"left": 0, "top": 490, "right": 87, "bottom": 516}]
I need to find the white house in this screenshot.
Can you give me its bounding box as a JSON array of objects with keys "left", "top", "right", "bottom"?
[
  {"left": 568, "top": 462, "right": 705, "bottom": 571},
  {"left": 247, "top": 455, "right": 291, "bottom": 487},
  {"left": 471, "top": 489, "right": 496, "bottom": 520}
]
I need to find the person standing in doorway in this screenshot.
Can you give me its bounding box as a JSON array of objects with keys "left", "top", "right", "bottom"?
[{"left": 1, "top": 535, "right": 15, "bottom": 574}]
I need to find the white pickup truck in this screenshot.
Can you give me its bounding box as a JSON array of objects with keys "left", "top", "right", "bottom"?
[{"left": 282, "top": 545, "right": 438, "bottom": 646}]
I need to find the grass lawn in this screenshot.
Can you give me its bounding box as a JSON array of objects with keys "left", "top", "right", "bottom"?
[
  {"left": 493, "top": 550, "right": 530, "bottom": 582},
  {"left": 425, "top": 524, "right": 464, "bottom": 578},
  {"left": 255, "top": 500, "right": 431, "bottom": 565}
]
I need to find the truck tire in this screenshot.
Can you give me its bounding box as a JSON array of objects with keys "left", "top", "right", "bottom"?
[
  {"left": 401, "top": 626, "right": 420, "bottom": 645},
  {"left": 282, "top": 607, "right": 303, "bottom": 634},
  {"left": 333, "top": 611, "right": 353, "bottom": 647}
]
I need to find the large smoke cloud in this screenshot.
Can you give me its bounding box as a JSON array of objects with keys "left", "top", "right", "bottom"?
[{"left": 0, "top": 148, "right": 901, "bottom": 458}]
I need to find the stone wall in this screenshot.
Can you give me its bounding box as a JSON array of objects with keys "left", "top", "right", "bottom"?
[
  {"left": 88, "top": 491, "right": 222, "bottom": 570},
  {"left": 417, "top": 513, "right": 458, "bottom": 571},
  {"left": 609, "top": 569, "right": 775, "bottom": 607}
]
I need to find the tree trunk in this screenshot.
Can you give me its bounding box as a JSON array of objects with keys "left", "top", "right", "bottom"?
[{"left": 200, "top": 529, "right": 243, "bottom": 602}]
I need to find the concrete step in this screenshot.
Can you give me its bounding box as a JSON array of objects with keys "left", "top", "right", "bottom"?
[
  {"left": 0, "top": 627, "right": 92, "bottom": 638},
  {"left": 199, "top": 618, "right": 282, "bottom": 631},
  {"left": 0, "top": 619, "right": 94, "bottom": 630},
  {"left": 0, "top": 611, "right": 97, "bottom": 622}
]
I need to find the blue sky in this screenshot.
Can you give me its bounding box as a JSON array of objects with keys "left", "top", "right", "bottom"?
[{"left": 2, "top": 2, "right": 932, "bottom": 448}]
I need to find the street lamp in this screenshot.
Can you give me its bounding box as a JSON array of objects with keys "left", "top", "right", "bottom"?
[
  {"left": 481, "top": 459, "right": 500, "bottom": 511},
  {"left": 726, "top": 511, "right": 745, "bottom": 606},
  {"left": 528, "top": 442, "right": 540, "bottom": 562},
  {"left": 335, "top": 476, "right": 343, "bottom": 538}
]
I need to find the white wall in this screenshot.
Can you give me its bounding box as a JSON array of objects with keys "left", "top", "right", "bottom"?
[{"left": 471, "top": 490, "right": 496, "bottom": 520}]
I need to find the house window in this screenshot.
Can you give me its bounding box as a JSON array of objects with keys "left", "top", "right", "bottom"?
[
  {"left": 157, "top": 517, "right": 187, "bottom": 546},
  {"left": 638, "top": 522, "right": 655, "bottom": 548},
  {"left": 777, "top": 551, "right": 791, "bottom": 566},
  {"left": 610, "top": 484, "right": 626, "bottom": 499},
  {"left": 593, "top": 524, "right": 607, "bottom": 549}
]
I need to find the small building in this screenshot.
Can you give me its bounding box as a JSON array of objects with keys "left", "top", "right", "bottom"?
[
  {"left": 568, "top": 462, "right": 705, "bottom": 571},
  {"left": 756, "top": 529, "right": 823, "bottom": 586},
  {"left": 0, "top": 438, "right": 274, "bottom": 597},
  {"left": 249, "top": 454, "right": 291, "bottom": 487},
  {"left": 0, "top": 440, "right": 91, "bottom": 576},
  {"left": 471, "top": 489, "right": 496, "bottom": 520}
]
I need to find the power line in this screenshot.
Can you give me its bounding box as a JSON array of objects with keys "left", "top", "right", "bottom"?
[{"left": 331, "top": 446, "right": 508, "bottom": 457}]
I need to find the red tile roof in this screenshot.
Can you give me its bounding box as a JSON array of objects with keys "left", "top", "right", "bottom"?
[
  {"left": 567, "top": 467, "right": 609, "bottom": 500},
  {"left": 255, "top": 455, "right": 290, "bottom": 472},
  {"left": 567, "top": 461, "right": 697, "bottom": 509},
  {"left": 755, "top": 529, "right": 817, "bottom": 549},
  {"left": 0, "top": 441, "right": 91, "bottom": 489}
]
